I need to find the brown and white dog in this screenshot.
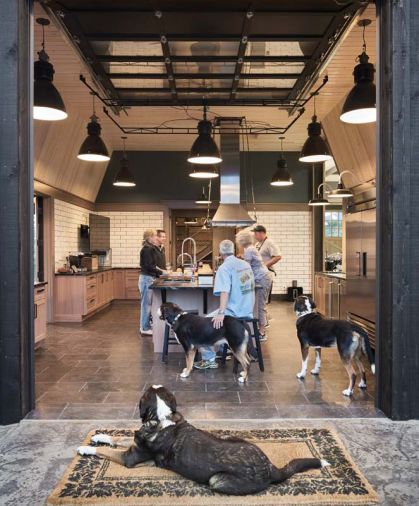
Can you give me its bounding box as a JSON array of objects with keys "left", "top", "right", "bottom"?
[
  {"left": 78, "top": 385, "right": 329, "bottom": 495},
  {"left": 294, "top": 296, "right": 375, "bottom": 396}
]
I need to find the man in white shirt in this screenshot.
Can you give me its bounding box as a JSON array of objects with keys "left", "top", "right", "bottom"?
[{"left": 253, "top": 225, "right": 282, "bottom": 318}]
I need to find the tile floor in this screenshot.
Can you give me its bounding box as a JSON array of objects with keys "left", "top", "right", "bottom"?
[{"left": 31, "top": 300, "right": 381, "bottom": 420}]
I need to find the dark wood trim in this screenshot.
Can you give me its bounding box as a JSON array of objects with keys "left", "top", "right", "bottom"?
[
  {"left": 34, "top": 179, "right": 96, "bottom": 211},
  {"left": 0, "top": 0, "right": 33, "bottom": 424},
  {"left": 376, "top": 0, "right": 419, "bottom": 419}
]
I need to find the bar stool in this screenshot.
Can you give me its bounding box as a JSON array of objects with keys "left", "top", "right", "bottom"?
[
  {"left": 162, "top": 309, "right": 199, "bottom": 363},
  {"left": 221, "top": 317, "right": 265, "bottom": 372}
]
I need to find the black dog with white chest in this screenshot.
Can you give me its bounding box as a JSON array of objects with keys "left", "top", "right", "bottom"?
[
  {"left": 294, "top": 296, "right": 375, "bottom": 396},
  {"left": 158, "top": 302, "right": 251, "bottom": 382},
  {"left": 78, "top": 385, "right": 328, "bottom": 495}
]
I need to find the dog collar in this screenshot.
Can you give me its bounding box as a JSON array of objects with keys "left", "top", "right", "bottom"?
[
  {"left": 170, "top": 311, "right": 188, "bottom": 326},
  {"left": 296, "top": 310, "right": 313, "bottom": 322}
]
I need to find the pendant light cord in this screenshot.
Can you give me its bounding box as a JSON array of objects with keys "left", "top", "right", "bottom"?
[
  {"left": 244, "top": 118, "right": 257, "bottom": 222},
  {"left": 41, "top": 23, "right": 46, "bottom": 51}
]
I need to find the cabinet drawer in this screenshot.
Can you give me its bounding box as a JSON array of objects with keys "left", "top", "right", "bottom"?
[
  {"left": 86, "top": 297, "right": 97, "bottom": 312},
  {"left": 34, "top": 286, "right": 47, "bottom": 302},
  {"left": 125, "top": 286, "right": 140, "bottom": 299},
  {"left": 86, "top": 284, "right": 97, "bottom": 299},
  {"left": 125, "top": 270, "right": 139, "bottom": 281},
  {"left": 85, "top": 275, "right": 97, "bottom": 287}
]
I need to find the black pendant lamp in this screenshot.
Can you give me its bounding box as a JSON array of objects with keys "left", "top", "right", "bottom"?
[
  {"left": 78, "top": 93, "right": 110, "bottom": 162},
  {"left": 195, "top": 186, "right": 212, "bottom": 204},
  {"left": 34, "top": 18, "right": 67, "bottom": 121},
  {"left": 187, "top": 106, "right": 222, "bottom": 164},
  {"left": 341, "top": 20, "right": 376, "bottom": 124},
  {"left": 271, "top": 137, "right": 293, "bottom": 187},
  {"left": 309, "top": 183, "right": 331, "bottom": 206},
  {"left": 299, "top": 93, "right": 332, "bottom": 163},
  {"left": 189, "top": 165, "right": 219, "bottom": 178},
  {"left": 328, "top": 170, "right": 355, "bottom": 199},
  {"left": 113, "top": 136, "right": 136, "bottom": 187}
]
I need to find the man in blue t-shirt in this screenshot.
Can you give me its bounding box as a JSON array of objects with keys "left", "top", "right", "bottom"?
[{"left": 194, "top": 239, "right": 255, "bottom": 370}]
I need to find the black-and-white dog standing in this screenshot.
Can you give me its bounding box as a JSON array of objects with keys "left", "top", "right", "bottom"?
[
  {"left": 294, "top": 296, "right": 375, "bottom": 396},
  {"left": 78, "top": 385, "right": 328, "bottom": 495},
  {"left": 158, "top": 302, "right": 251, "bottom": 382}
]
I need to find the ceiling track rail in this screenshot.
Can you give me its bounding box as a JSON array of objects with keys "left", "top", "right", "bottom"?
[{"left": 79, "top": 73, "right": 328, "bottom": 110}]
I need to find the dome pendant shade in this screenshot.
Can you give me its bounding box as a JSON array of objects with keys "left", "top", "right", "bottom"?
[
  {"left": 189, "top": 165, "right": 219, "bottom": 178},
  {"left": 299, "top": 116, "right": 332, "bottom": 163},
  {"left": 188, "top": 119, "right": 222, "bottom": 164},
  {"left": 309, "top": 193, "right": 330, "bottom": 206},
  {"left": 77, "top": 115, "right": 110, "bottom": 162},
  {"left": 341, "top": 52, "right": 376, "bottom": 124},
  {"left": 328, "top": 183, "right": 353, "bottom": 199},
  {"left": 270, "top": 158, "right": 293, "bottom": 186},
  {"left": 33, "top": 52, "right": 67, "bottom": 121},
  {"left": 113, "top": 158, "right": 136, "bottom": 187}
]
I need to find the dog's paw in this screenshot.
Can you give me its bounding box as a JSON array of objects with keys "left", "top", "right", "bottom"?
[
  {"left": 180, "top": 368, "right": 191, "bottom": 378},
  {"left": 91, "top": 433, "right": 113, "bottom": 445},
  {"left": 311, "top": 368, "right": 320, "bottom": 375},
  {"left": 296, "top": 372, "right": 306, "bottom": 380},
  {"left": 77, "top": 445, "right": 97, "bottom": 456},
  {"left": 358, "top": 379, "right": 367, "bottom": 389},
  {"left": 342, "top": 388, "right": 353, "bottom": 397}
]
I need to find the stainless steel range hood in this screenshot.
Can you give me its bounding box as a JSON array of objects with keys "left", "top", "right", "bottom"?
[{"left": 211, "top": 119, "right": 256, "bottom": 228}]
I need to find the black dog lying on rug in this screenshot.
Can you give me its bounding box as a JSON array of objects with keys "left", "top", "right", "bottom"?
[{"left": 78, "top": 385, "right": 329, "bottom": 495}]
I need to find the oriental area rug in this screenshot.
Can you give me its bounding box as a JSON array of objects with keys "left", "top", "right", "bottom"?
[{"left": 47, "top": 427, "right": 378, "bottom": 506}]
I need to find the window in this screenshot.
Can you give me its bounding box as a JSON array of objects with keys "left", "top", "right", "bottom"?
[{"left": 324, "top": 210, "right": 343, "bottom": 238}]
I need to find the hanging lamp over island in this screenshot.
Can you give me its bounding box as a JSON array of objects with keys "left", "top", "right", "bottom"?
[
  {"left": 77, "top": 93, "right": 110, "bottom": 162},
  {"left": 328, "top": 170, "right": 356, "bottom": 199},
  {"left": 299, "top": 93, "right": 332, "bottom": 163},
  {"left": 187, "top": 106, "right": 222, "bottom": 164},
  {"left": 33, "top": 18, "right": 67, "bottom": 121},
  {"left": 113, "top": 136, "right": 136, "bottom": 187},
  {"left": 271, "top": 137, "right": 293, "bottom": 187},
  {"left": 309, "top": 182, "right": 332, "bottom": 206},
  {"left": 340, "top": 19, "right": 376, "bottom": 124}
]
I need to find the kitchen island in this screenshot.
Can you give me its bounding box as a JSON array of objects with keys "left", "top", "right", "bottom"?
[{"left": 150, "top": 278, "right": 218, "bottom": 354}]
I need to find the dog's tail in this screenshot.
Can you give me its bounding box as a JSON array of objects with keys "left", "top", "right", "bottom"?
[
  {"left": 270, "top": 458, "right": 329, "bottom": 484},
  {"left": 352, "top": 324, "right": 375, "bottom": 374}
]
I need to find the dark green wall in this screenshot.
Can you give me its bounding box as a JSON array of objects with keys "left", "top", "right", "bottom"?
[{"left": 95, "top": 151, "right": 311, "bottom": 204}]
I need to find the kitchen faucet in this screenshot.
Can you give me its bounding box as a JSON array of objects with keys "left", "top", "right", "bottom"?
[{"left": 180, "top": 237, "right": 197, "bottom": 272}]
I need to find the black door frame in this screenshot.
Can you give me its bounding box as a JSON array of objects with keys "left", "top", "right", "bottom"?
[{"left": 1, "top": 0, "right": 419, "bottom": 424}]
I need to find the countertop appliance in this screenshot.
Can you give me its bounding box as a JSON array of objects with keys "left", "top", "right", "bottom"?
[{"left": 342, "top": 186, "right": 376, "bottom": 348}]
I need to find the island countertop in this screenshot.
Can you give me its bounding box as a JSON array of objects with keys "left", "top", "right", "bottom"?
[{"left": 150, "top": 278, "right": 213, "bottom": 289}]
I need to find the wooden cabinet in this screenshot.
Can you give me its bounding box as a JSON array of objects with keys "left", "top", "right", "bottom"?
[
  {"left": 113, "top": 269, "right": 140, "bottom": 300},
  {"left": 54, "top": 269, "right": 139, "bottom": 322},
  {"left": 125, "top": 269, "right": 140, "bottom": 300},
  {"left": 314, "top": 274, "right": 327, "bottom": 316},
  {"left": 34, "top": 284, "right": 47, "bottom": 344}
]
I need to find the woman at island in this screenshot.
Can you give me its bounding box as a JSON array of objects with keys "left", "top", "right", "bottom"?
[
  {"left": 235, "top": 229, "right": 272, "bottom": 341},
  {"left": 139, "top": 229, "right": 166, "bottom": 336}
]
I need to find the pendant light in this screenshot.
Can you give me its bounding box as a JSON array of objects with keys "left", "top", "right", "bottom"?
[
  {"left": 340, "top": 20, "right": 376, "bottom": 124},
  {"left": 309, "top": 183, "right": 331, "bottom": 206},
  {"left": 78, "top": 93, "right": 110, "bottom": 162},
  {"left": 271, "top": 137, "right": 293, "bottom": 187},
  {"left": 187, "top": 106, "right": 222, "bottom": 164},
  {"left": 195, "top": 186, "right": 212, "bottom": 204},
  {"left": 328, "top": 170, "right": 355, "bottom": 199},
  {"left": 33, "top": 18, "right": 67, "bottom": 121},
  {"left": 299, "top": 93, "right": 332, "bottom": 163},
  {"left": 113, "top": 136, "right": 136, "bottom": 187},
  {"left": 189, "top": 165, "right": 219, "bottom": 178}
]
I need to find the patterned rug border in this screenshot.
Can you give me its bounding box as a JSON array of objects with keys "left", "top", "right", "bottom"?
[{"left": 47, "top": 426, "right": 379, "bottom": 506}]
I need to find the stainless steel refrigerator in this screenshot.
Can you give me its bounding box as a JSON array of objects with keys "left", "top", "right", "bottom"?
[{"left": 341, "top": 188, "right": 376, "bottom": 348}]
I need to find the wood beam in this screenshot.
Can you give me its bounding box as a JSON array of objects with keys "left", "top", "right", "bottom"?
[
  {"left": 0, "top": 0, "right": 33, "bottom": 424},
  {"left": 376, "top": 0, "right": 419, "bottom": 420}
]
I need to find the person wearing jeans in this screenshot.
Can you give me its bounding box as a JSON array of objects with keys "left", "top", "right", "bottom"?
[
  {"left": 139, "top": 229, "right": 166, "bottom": 335},
  {"left": 236, "top": 229, "right": 272, "bottom": 341},
  {"left": 194, "top": 239, "right": 255, "bottom": 370}
]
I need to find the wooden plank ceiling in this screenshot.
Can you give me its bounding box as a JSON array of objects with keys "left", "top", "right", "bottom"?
[{"left": 34, "top": 2, "right": 376, "bottom": 201}]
